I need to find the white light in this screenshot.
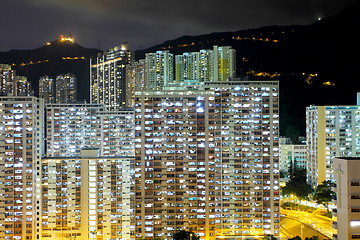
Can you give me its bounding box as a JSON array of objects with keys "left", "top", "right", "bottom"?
[{"left": 350, "top": 221, "right": 360, "bottom": 227}]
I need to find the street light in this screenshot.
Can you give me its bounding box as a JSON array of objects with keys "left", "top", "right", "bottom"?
[{"left": 301, "top": 225, "right": 304, "bottom": 239}]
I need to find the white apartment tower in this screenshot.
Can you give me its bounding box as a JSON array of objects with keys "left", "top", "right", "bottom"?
[
  {"left": 175, "top": 46, "right": 236, "bottom": 83},
  {"left": 306, "top": 105, "right": 360, "bottom": 187},
  {"left": 333, "top": 157, "right": 360, "bottom": 240},
  {"left": 45, "top": 103, "right": 134, "bottom": 158},
  {"left": 0, "top": 96, "right": 44, "bottom": 239},
  {"left": 212, "top": 45, "right": 236, "bottom": 82},
  {"left": 175, "top": 52, "right": 200, "bottom": 82},
  {"left": 145, "top": 51, "right": 174, "bottom": 90},
  {"left": 279, "top": 138, "right": 307, "bottom": 173},
  {"left": 90, "top": 44, "right": 134, "bottom": 110},
  {"left": 134, "top": 80, "right": 280, "bottom": 239}
]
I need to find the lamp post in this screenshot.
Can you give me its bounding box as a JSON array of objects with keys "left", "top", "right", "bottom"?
[
  {"left": 190, "top": 233, "right": 193, "bottom": 240},
  {"left": 301, "top": 225, "right": 304, "bottom": 239}
]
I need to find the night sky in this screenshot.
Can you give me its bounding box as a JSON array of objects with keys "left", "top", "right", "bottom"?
[{"left": 1, "top": 0, "right": 358, "bottom": 51}]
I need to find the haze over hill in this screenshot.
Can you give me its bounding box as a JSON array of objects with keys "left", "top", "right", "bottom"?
[{"left": 0, "top": 1, "right": 359, "bottom": 139}]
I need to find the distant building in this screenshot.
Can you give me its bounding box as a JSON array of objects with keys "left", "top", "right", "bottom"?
[
  {"left": 0, "top": 64, "right": 33, "bottom": 96},
  {"left": 90, "top": 44, "right": 134, "bottom": 110},
  {"left": 134, "top": 80, "right": 280, "bottom": 239},
  {"left": 145, "top": 50, "right": 174, "bottom": 90},
  {"left": 175, "top": 46, "right": 236, "bottom": 83},
  {"left": 39, "top": 75, "right": 55, "bottom": 103},
  {"left": 279, "top": 137, "right": 307, "bottom": 173},
  {"left": 175, "top": 52, "right": 200, "bottom": 82},
  {"left": 0, "top": 96, "right": 44, "bottom": 239},
  {"left": 126, "top": 59, "right": 145, "bottom": 108},
  {"left": 55, "top": 73, "right": 77, "bottom": 103},
  {"left": 306, "top": 103, "right": 360, "bottom": 187},
  {"left": 41, "top": 149, "right": 134, "bottom": 240},
  {"left": 45, "top": 103, "right": 134, "bottom": 157},
  {"left": 333, "top": 157, "right": 360, "bottom": 240}
]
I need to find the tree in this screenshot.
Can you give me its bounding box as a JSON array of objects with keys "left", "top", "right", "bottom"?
[
  {"left": 282, "top": 168, "right": 313, "bottom": 200},
  {"left": 263, "top": 234, "right": 277, "bottom": 240},
  {"left": 173, "top": 230, "right": 199, "bottom": 240},
  {"left": 313, "top": 180, "right": 336, "bottom": 212},
  {"left": 305, "top": 236, "right": 319, "bottom": 240},
  {"left": 288, "top": 237, "right": 301, "bottom": 240}
]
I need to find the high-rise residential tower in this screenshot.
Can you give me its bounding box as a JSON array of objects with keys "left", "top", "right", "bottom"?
[
  {"left": 279, "top": 138, "right": 307, "bottom": 173},
  {"left": 306, "top": 104, "right": 360, "bottom": 187},
  {"left": 0, "top": 96, "right": 44, "bottom": 239},
  {"left": 90, "top": 44, "right": 134, "bottom": 110},
  {"left": 333, "top": 157, "right": 360, "bottom": 240},
  {"left": 174, "top": 46, "right": 236, "bottom": 83},
  {"left": 55, "top": 73, "right": 77, "bottom": 103},
  {"left": 144, "top": 51, "right": 174, "bottom": 90},
  {"left": 39, "top": 75, "right": 55, "bottom": 103},
  {"left": 41, "top": 149, "right": 134, "bottom": 240},
  {"left": 213, "top": 46, "right": 236, "bottom": 81},
  {"left": 134, "top": 80, "right": 280, "bottom": 239},
  {"left": 126, "top": 59, "right": 145, "bottom": 108},
  {"left": 45, "top": 103, "right": 134, "bottom": 158},
  {"left": 175, "top": 52, "right": 200, "bottom": 83},
  {"left": 0, "top": 64, "right": 33, "bottom": 96}
]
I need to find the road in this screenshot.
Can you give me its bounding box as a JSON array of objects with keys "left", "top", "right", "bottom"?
[
  {"left": 281, "top": 209, "right": 335, "bottom": 239},
  {"left": 280, "top": 217, "right": 330, "bottom": 239}
]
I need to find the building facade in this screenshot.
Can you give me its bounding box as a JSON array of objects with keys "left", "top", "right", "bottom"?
[
  {"left": 134, "top": 80, "right": 280, "bottom": 239},
  {"left": 144, "top": 51, "right": 174, "bottom": 91},
  {"left": 279, "top": 138, "right": 307, "bottom": 174},
  {"left": 126, "top": 59, "right": 146, "bottom": 108},
  {"left": 90, "top": 44, "right": 134, "bottom": 110},
  {"left": 45, "top": 103, "right": 134, "bottom": 158},
  {"left": 175, "top": 52, "right": 200, "bottom": 83},
  {"left": 0, "top": 64, "right": 33, "bottom": 97},
  {"left": 306, "top": 105, "right": 360, "bottom": 187},
  {"left": 333, "top": 157, "right": 360, "bottom": 240},
  {"left": 55, "top": 73, "right": 77, "bottom": 103},
  {"left": 0, "top": 96, "right": 44, "bottom": 239},
  {"left": 39, "top": 76, "right": 55, "bottom": 103},
  {"left": 41, "top": 149, "right": 134, "bottom": 240}
]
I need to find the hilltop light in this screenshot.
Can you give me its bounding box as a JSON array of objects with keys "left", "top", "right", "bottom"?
[{"left": 60, "top": 35, "right": 74, "bottom": 43}]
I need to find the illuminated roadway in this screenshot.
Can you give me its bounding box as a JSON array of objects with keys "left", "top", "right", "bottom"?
[{"left": 281, "top": 208, "right": 335, "bottom": 239}]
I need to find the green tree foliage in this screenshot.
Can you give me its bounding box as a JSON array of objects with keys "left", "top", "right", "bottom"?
[
  {"left": 282, "top": 168, "right": 313, "bottom": 200},
  {"left": 313, "top": 180, "right": 336, "bottom": 212},
  {"left": 172, "top": 230, "right": 199, "bottom": 240}
]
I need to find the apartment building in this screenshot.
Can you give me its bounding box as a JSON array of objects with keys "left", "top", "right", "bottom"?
[
  {"left": 0, "top": 96, "right": 44, "bottom": 239},
  {"left": 41, "top": 149, "right": 134, "bottom": 240},
  {"left": 126, "top": 59, "right": 145, "bottom": 108},
  {"left": 333, "top": 157, "right": 360, "bottom": 240},
  {"left": 144, "top": 51, "right": 174, "bottom": 91},
  {"left": 90, "top": 44, "right": 134, "bottom": 110},
  {"left": 55, "top": 73, "right": 77, "bottom": 103},
  {"left": 45, "top": 103, "right": 134, "bottom": 158},
  {"left": 306, "top": 105, "right": 360, "bottom": 187},
  {"left": 0, "top": 64, "right": 33, "bottom": 96},
  {"left": 279, "top": 138, "right": 307, "bottom": 173},
  {"left": 39, "top": 76, "right": 55, "bottom": 104},
  {"left": 134, "top": 80, "right": 280, "bottom": 239}
]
